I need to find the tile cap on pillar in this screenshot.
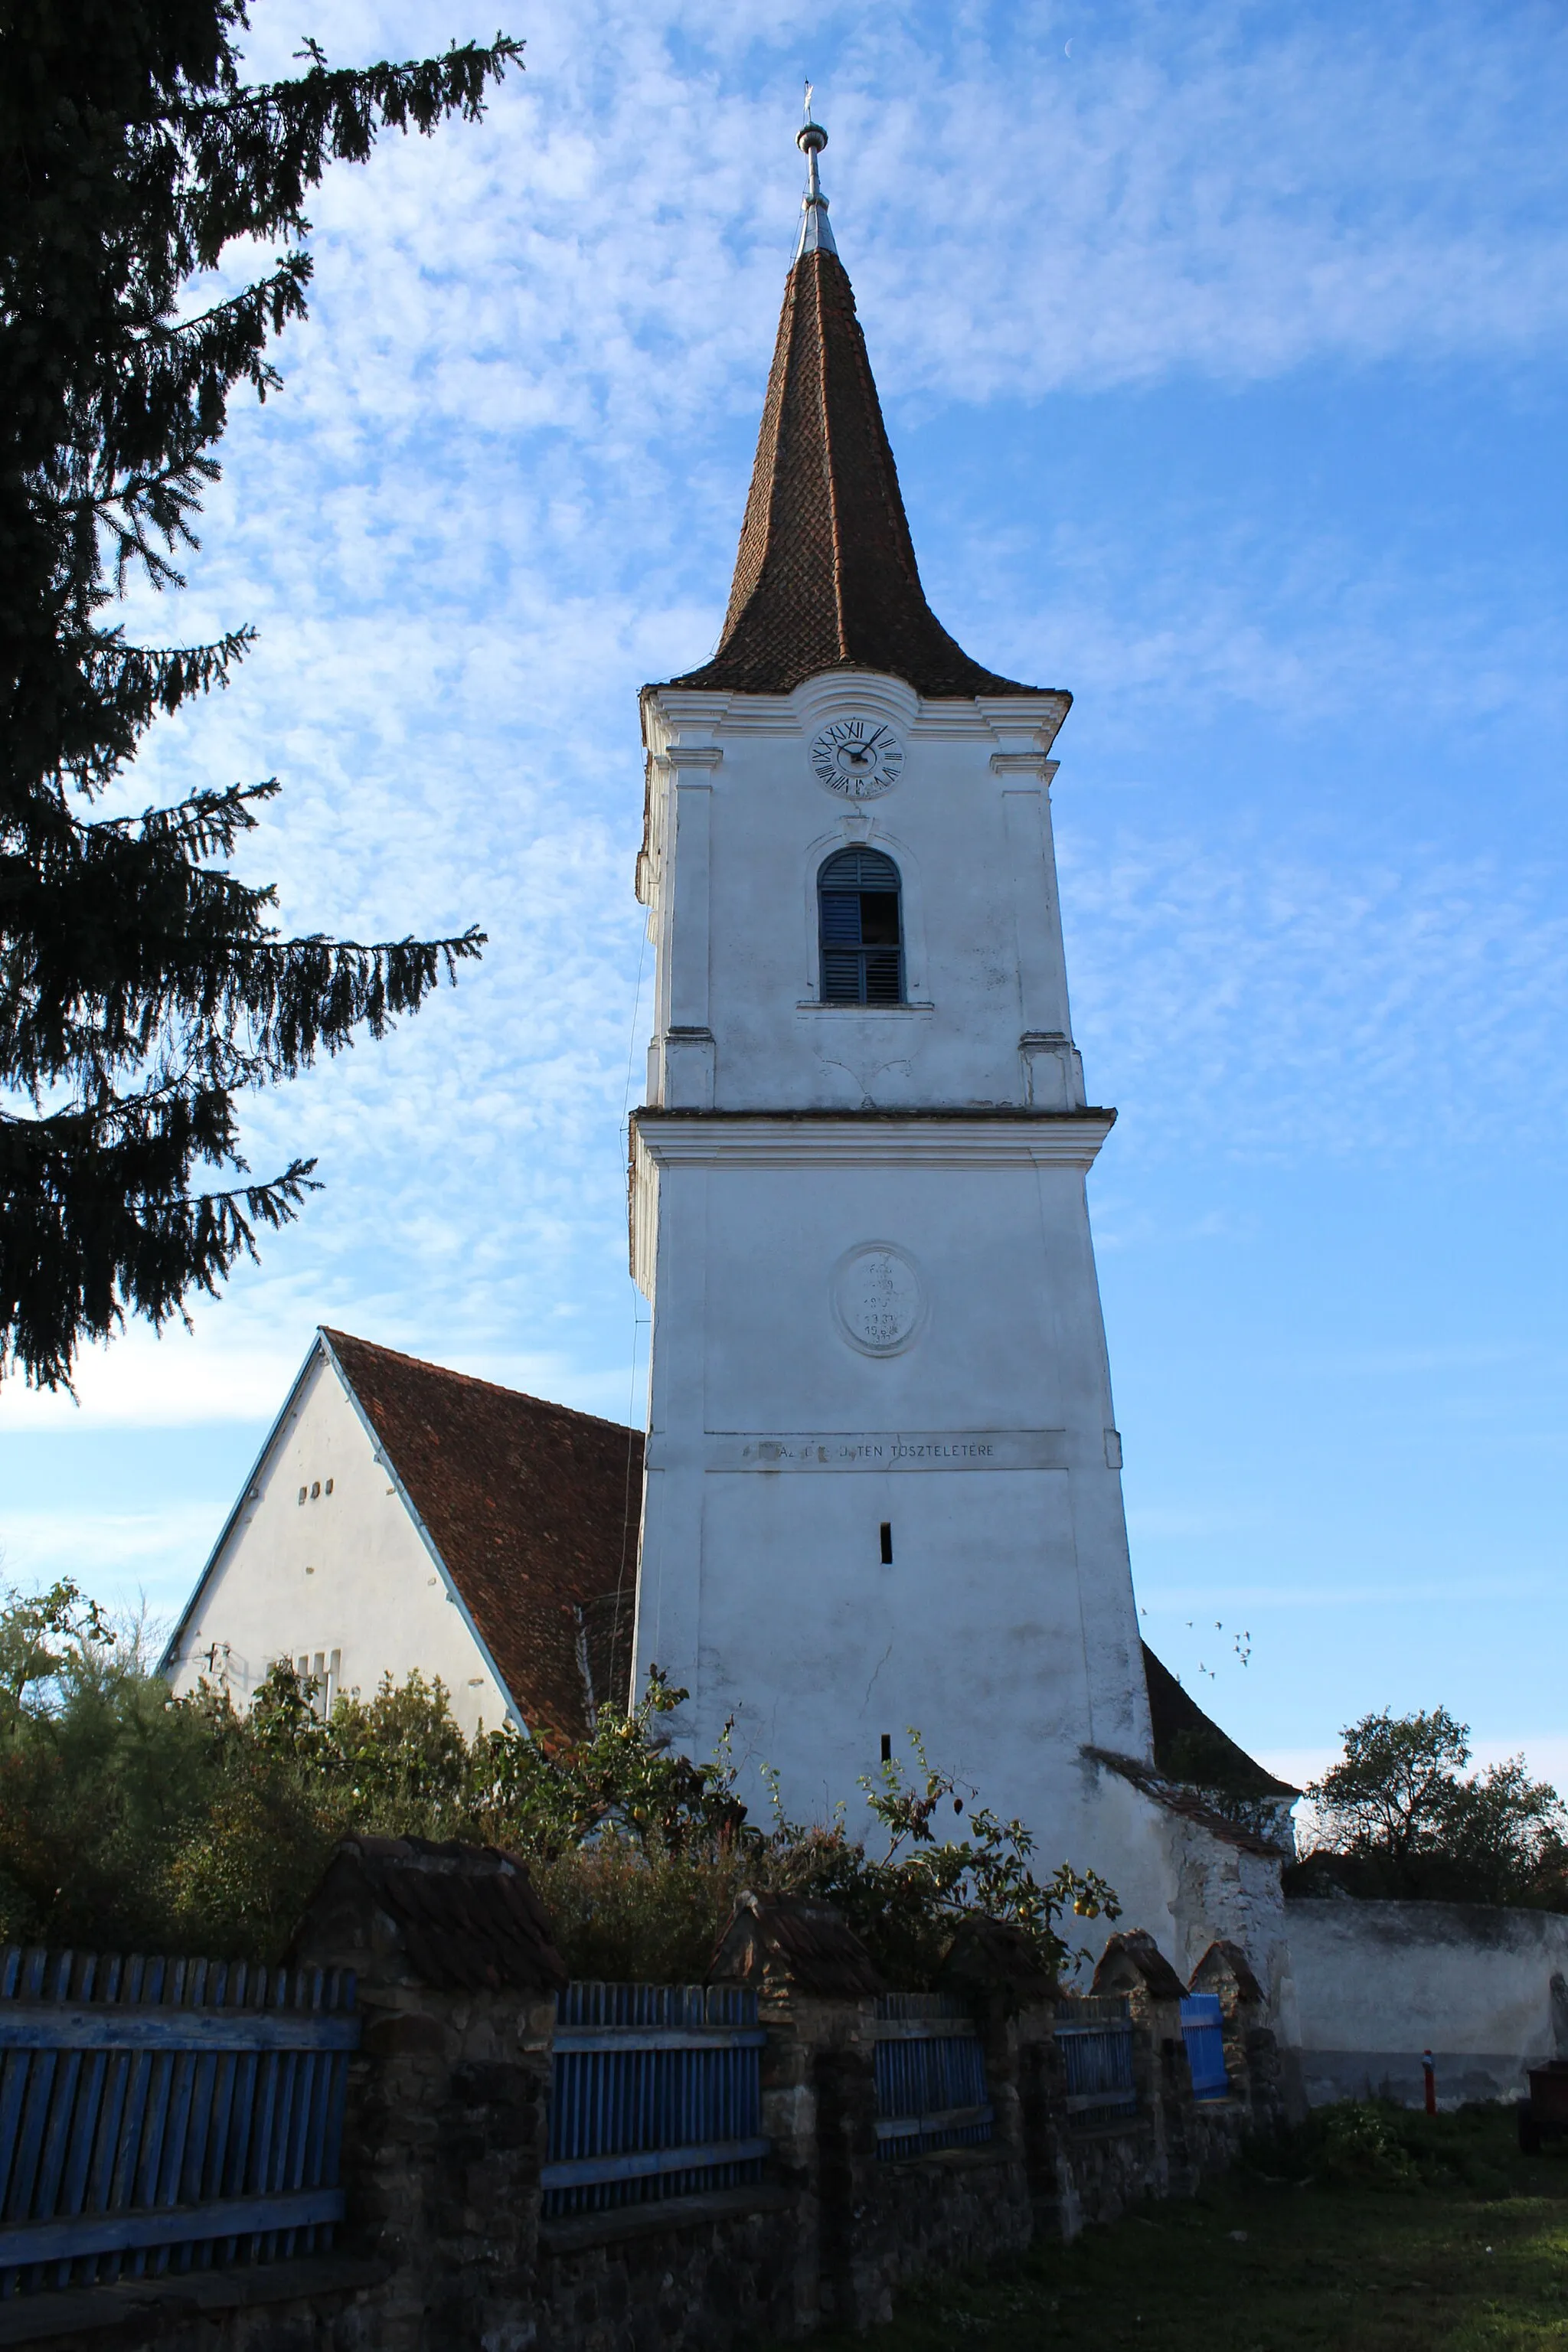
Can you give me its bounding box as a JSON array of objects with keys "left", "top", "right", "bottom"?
[
  {"left": 1187, "top": 1939, "right": 1266, "bottom": 2011},
  {"left": 290, "top": 1834, "right": 569, "bottom": 1994},
  {"left": 1090, "top": 1928, "right": 1188, "bottom": 2006},
  {"left": 939, "top": 1915, "right": 1059, "bottom": 2011},
  {"left": 709, "top": 1890, "right": 885, "bottom": 1997}
]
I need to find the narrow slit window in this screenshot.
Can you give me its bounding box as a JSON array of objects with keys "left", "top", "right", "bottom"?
[
  {"left": 880, "top": 1522, "right": 893, "bottom": 1564},
  {"left": 818, "top": 848, "right": 904, "bottom": 1004},
  {"left": 880, "top": 1733, "right": 893, "bottom": 1763}
]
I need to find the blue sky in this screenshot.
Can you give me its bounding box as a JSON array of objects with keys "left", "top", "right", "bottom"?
[{"left": 3, "top": 0, "right": 1566, "bottom": 1801}]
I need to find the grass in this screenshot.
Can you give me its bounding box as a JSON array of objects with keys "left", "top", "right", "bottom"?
[{"left": 810, "top": 2105, "right": 1568, "bottom": 2351}]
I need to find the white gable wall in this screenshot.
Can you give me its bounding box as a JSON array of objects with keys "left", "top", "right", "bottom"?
[{"left": 163, "top": 1344, "right": 514, "bottom": 1740}]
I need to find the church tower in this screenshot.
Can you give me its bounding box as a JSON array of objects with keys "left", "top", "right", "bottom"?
[{"left": 629, "top": 113, "right": 1187, "bottom": 1932}]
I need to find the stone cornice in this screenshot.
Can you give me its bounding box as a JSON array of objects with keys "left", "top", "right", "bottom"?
[
  {"left": 656, "top": 743, "right": 724, "bottom": 773},
  {"left": 990, "top": 753, "right": 1060, "bottom": 782},
  {"left": 632, "top": 1106, "right": 1115, "bottom": 1170},
  {"left": 641, "top": 674, "right": 1073, "bottom": 753}
]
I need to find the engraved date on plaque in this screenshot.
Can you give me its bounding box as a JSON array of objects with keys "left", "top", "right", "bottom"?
[{"left": 832, "top": 1243, "right": 924, "bottom": 1356}]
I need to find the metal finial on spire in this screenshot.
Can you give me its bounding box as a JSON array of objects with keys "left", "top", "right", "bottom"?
[{"left": 794, "top": 83, "right": 837, "bottom": 259}]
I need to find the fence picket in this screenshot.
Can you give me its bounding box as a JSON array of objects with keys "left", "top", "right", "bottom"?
[
  {"left": 0, "top": 1949, "right": 358, "bottom": 2301},
  {"left": 176, "top": 1962, "right": 223, "bottom": 2272},
  {"left": 542, "top": 1982, "right": 767, "bottom": 2220},
  {"left": 1055, "top": 1994, "right": 1138, "bottom": 2122},
  {"left": 871, "top": 1996, "right": 993, "bottom": 2161},
  {"left": 1179, "top": 1995, "right": 1230, "bottom": 2102}
]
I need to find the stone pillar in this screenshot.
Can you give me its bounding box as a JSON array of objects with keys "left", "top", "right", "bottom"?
[
  {"left": 1091, "top": 1929, "right": 1198, "bottom": 2197},
  {"left": 709, "top": 1890, "right": 890, "bottom": 2332},
  {"left": 809, "top": 1994, "right": 889, "bottom": 2331},
  {"left": 1009, "top": 2001, "right": 1078, "bottom": 2236},
  {"left": 936, "top": 1914, "right": 1059, "bottom": 2235},
  {"left": 289, "top": 1834, "right": 566, "bottom": 2352},
  {"left": 1190, "top": 1937, "right": 1288, "bottom": 2136}
]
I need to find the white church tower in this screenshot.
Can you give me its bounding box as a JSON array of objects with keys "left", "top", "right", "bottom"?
[{"left": 629, "top": 116, "right": 1279, "bottom": 1959}]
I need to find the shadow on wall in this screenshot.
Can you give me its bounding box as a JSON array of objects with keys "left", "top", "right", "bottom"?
[{"left": 1284, "top": 1898, "right": 1568, "bottom": 2109}]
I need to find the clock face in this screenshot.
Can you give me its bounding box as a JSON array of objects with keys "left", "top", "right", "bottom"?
[{"left": 809, "top": 716, "right": 906, "bottom": 799}]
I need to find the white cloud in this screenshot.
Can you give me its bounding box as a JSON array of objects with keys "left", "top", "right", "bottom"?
[
  {"left": 1062, "top": 831, "right": 1568, "bottom": 1157},
  {"left": 0, "top": 1505, "right": 219, "bottom": 1638},
  {"left": 227, "top": 0, "right": 1568, "bottom": 423}
]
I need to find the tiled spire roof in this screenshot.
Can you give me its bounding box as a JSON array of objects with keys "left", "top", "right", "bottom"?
[{"left": 668, "top": 238, "right": 1042, "bottom": 700}]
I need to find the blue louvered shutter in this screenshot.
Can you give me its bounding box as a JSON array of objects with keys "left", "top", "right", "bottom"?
[{"left": 818, "top": 849, "right": 904, "bottom": 1005}]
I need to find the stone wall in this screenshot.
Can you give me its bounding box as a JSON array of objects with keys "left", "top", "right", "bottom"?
[
  {"left": 1285, "top": 1896, "right": 1568, "bottom": 2107},
  {"left": 532, "top": 2190, "right": 802, "bottom": 2352},
  {"left": 6, "top": 1861, "right": 1282, "bottom": 2352}
]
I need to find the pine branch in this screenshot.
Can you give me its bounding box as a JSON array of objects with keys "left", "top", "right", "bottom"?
[
  {"left": 96, "top": 255, "right": 313, "bottom": 489},
  {"left": 121, "top": 777, "right": 277, "bottom": 855},
  {"left": 90, "top": 632, "right": 256, "bottom": 724},
  {"left": 0, "top": 11, "right": 508, "bottom": 1386},
  {"left": 0, "top": 1098, "right": 322, "bottom": 1391}
]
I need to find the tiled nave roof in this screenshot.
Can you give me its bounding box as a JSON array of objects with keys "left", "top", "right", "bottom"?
[{"left": 322, "top": 1330, "right": 640, "bottom": 1739}]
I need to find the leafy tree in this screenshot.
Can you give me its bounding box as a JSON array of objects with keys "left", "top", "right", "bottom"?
[
  {"left": 0, "top": 1594, "right": 225, "bottom": 1943},
  {"left": 1, "top": 2, "right": 523, "bottom": 1389},
  {"left": 1429, "top": 1758, "right": 1568, "bottom": 1910},
  {"left": 0, "top": 1576, "right": 111, "bottom": 1708},
  {"left": 1311, "top": 1707, "right": 1473, "bottom": 1869},
  {"left": 472, "top": 1667, "right": 751, "bottom": 1857},
  {"left": 1299, "top": 1707, "right": 1568, "bottom": 1908}
]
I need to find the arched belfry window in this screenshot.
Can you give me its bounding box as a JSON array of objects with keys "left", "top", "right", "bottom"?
[{"left": 818, "top": 848, "right": 904, "bottom": 1005}]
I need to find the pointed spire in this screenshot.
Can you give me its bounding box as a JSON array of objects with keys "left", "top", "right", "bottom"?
[
  {"left": 795, "top": 85, "right": 837, "bottom": 259},
  {"left": 668, "top": 103, "right": 1040, "bottom": 701}
]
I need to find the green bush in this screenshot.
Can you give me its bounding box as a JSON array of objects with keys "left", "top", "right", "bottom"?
[
  {"left": 1251, "top": 2100, "right": 1519, "bottom": 2197},
  {"left": 0, "top": 1583, "right": 1118, "bottom": 1981},
  {"left": 1312, "top": 2102, "right": 1422, "bottom": 2187}
]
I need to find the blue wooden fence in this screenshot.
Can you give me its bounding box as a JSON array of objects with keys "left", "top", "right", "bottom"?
[
  {"left": 1179, "top": 1994, "right": 1229, "bottom": 2102},
  {"left": 0, "top": 1947, "right": 358, "bottom": 2299},
  {"left": 1054, "top": 1994, "right": 1137, "bottom": 2125},
  {"left": 542, "top": 1984, "right": 767, "bottom": 2218},
  {"left": 873, "top": 1993, "right": 992, "bottom": 2161}
]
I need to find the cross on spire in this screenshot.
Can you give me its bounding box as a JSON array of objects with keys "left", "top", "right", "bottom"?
[{"left": 795, "top": 84, "right": 837, "bottom": 258}]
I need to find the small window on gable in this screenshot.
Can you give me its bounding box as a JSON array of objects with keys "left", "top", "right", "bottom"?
[{"left": 818, "top": 848, "right": 903, "bottom": 1004}]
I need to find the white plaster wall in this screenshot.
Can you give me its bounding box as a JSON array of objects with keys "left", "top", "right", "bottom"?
[
  {"left": 633, "top": 1138, "right": 1148, "bottom": 1805},
  {"left": 629, "top": 668, "right": 1186, "bottom": 1946},
  {"left": 1284, "top": 1899, "right": 1568, "bottom": 2107},
  {"left": 164, "top": 1348, "right": 513, "bottom": 1740},
  {"left": 637, "top": 675, "right": 1081, "bottom": 1116},
  {"left": 1067, "top": 1770, "right": 1223, "bottom": 1982},
  {"left": 1158, "top": 1805, "right": 1295, "bottom": 2017}
]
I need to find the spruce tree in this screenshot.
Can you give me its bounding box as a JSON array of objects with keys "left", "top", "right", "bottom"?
[{"left": 0, "top": 3, "right": 522, "bottom": 1389}]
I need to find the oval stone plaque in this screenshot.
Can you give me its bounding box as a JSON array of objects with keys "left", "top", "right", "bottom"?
[{"left": 832, "top": 1243, "right": 925, "bottom": 1357}]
